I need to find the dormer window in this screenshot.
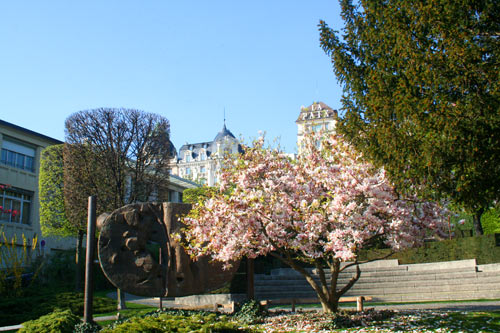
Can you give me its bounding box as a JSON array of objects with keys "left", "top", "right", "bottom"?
[{"left": 185, "top": 152, "right": 192, "bottom": 162}]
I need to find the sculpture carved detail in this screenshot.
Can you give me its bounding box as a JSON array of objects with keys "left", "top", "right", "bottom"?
[{"left": 98, "top": 202, "right": 239, "bottom": 297}]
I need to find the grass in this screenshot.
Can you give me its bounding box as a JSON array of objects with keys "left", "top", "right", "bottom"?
[
  {"left": 2, "top": 287, "right": 500, "bottom": 332},
  {"left": 268, "top": 298, "right": 500, "bottom": 310},
  {"left": 94, "top": 302, "right": 158, "bottom": 326}
]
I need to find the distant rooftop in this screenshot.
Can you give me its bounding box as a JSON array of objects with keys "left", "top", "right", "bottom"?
[
  {"left": 296, "top": 102, "right": 338, "bottom": 123},
  {"left": 0, "top": 119, "right": 63, "bottom": 144}
]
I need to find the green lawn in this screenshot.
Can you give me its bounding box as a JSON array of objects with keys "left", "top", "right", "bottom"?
[{"left": 269, "top": 298, "right": 500, "bottom": 310}]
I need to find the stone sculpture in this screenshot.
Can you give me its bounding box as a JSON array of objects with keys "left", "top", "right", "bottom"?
[{"left": 98, "top": 202, "right": 239, "bottom": 297}]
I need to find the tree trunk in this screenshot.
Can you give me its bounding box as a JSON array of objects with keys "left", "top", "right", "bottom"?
[
  {"left": 320, "top": 297, "right": 339, "bottom": 313},
  {"left": 270, "top": 253, "right": 345, "bottom": 313},
  {"left": 473, "top": 208, "right": 484, "bottom": 236},
  {"left": 75, "top": 230, "right": 84, "bottom": 291}
]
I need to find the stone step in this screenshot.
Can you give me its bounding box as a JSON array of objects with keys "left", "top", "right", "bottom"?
[
  {"left": 255, "top": 271, "right": 487, "bottom": 287},
  {"left": 257, "top": 267, "right": 478, "bottom": 281},
  {"left": 255, "top": 289, "right": 500, "bottom": 303},
  {"left": 254, "top": 260, "right": 500, "bottom": 303},
  {"left": 256, "top": 276, "right": 500, "bottom": 294},
  {"left": 256, "top": 280, "right": 500, "bottom": 296},
  {"left": 255, "top": 273, "right": 500, "bottom": 290}
]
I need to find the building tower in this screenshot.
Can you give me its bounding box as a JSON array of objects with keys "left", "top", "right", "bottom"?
[{"left": 296, "top": 101, "right": 338, "bottom": 154}]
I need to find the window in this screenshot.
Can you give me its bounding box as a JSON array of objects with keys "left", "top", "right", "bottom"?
[
  {"left": 185, "top": 152, "right": 192, "bottom": 162},
  {"left": 200, "top": 166, "right": 206, "bottom": 173},
  {"left": 186, "top": 167, "right": 191, "bottom": 175},
  {"left": 0, "top": 187, "right": 32, "bottom": 225},
  {"left": 200, "top": 151, "right": 206, "bottom": 161},
  {"left": 312, "top": 124, "right": 323, "bottom": 132},
  {"left": 1, "top": 138, "right": 35, "bottom": 172}
]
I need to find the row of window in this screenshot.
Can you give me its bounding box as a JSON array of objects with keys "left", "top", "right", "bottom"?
[
  {"left": 1, "top": 148, "right": 35, "bottom": 172},
  {"left": 1, "top": 138, "right": 36, "bottom": 172},
  {"left": 305, "top": 123, "right": 334, "bottom": 133},
  {"left": 0, "top": 188, "right": 32, "bottom": 225},
  {"left": 184, "top": 166, "right": 207, "bottom": 175},
  {"left": 185, "top": 152, "right": 207, "bottom": 162}
]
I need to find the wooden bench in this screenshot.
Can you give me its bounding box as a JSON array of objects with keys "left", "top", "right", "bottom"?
[{"left": 260, "top": 296, "right": 373, "bottom": 312}]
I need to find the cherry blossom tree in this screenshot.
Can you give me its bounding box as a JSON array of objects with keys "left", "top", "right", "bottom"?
[{"left": 181, "top": 133, "right": 447, "bottom": 313}]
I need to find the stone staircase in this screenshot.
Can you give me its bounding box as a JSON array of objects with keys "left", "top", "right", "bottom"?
[{"left": 254, "top": 259, "right": 500, "bottom": 302}]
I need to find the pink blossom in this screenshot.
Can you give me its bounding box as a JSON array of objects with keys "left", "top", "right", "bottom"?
[{"left": 180, "top": 132, "right": 447, "bottom": 311}]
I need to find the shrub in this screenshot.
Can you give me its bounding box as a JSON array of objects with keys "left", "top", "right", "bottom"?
[
  {"left": 102, "top": 312, "right": 248, "bottom": 332},
  {"left": 319, "top": 309, "right": 394, "bottom": 330},
  {"left": 359, "top": 234, "right": 500, "bottom": 264},
  {"left": 0, "top": 291, "right": 115, "bottom": 326},
  {"left": 19, "top": 308, "right": 81, "bottom": 333},
  {"left": 482, "top": 207, "right": 500, "bottom": 235},
  {"left": 183, "top": 187, "right": 218, "bottom": 204},
  {"left": 234, "top": 299, "right": 268, "bottom": 324},
  {"left": 0, "top": 230, "right": 41, "bottom": 297},
  {"left": 74, "top": 321, "right": 101, "bottom": 333}
]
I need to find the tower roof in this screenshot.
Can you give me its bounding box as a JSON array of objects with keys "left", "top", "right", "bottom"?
[
  {"left": 296, "top": 102, "right": 338, "bottom": 123},
  {"left": 213, "top": 124, "right": 236, "bottom": 142}
]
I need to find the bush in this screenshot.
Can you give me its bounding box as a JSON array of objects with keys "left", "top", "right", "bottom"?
[
  {"left": 234, "top": 299, "right": 268, "bottom": 324},
  {"left": 19, "top": 308, "right": 81, "bottom": 333},
  {"left": 102, "top": 312, "right": 248, "bottom": 332},
  {"left": 0, "top": 230, "right": 41, "bottom": 297},
  {"left": 359, "top": 234, "right": 500, "bottom": 265},
  {"left": 36, "top": 250, "right": 113, "bottom": 291},
  {"left": 482, "top": 207, "right": 500, "bottom": 235},
  {"left": 0, "top": 291, "right": 116, "bottom": 327},
  {"left": 183, "top": 187, "right": 218, "bottom": 204},
  {"left": 74, "top": 321, "right": 101, "bottom": 333}
]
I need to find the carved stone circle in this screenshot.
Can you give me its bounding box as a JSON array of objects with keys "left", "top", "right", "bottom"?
[{"left": 98, "top": 202, "right": 239, "bottom": 297}]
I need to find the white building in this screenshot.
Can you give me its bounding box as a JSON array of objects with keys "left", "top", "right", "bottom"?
[
  {"left": 296, "top": 101, "right": 338, "bottom": 154},
  {"left": 170, "top": 123, "right": 242, "bottom": 186}
]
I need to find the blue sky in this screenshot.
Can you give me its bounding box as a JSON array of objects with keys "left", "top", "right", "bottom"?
[{"left": 0, "top": 1, "right": 344, "bottom": 153}]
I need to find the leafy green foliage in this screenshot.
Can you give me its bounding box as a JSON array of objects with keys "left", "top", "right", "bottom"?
[
  {"left": 19, "top": 308, "right": 81, "bottom": 333},
  {"left": 319, "top": 0, "right": 500, "bottom": 234},
  {"left": 183, "top": 186, "right": 218, "bottom": 204},
  {"left": 359, "top": 234, "right": 500, "bottom": 265},
  {"left": 481, "top": 207, "right": 500, "bottom": 234},
  {"left": 234, "top": 300, "right": 268, "bottom": 324},
  {"left": 0, "top": 291, "right": 115, "bottom": 327},
  {"left": 101, "top": 311, "right": 249, "bottom": 333},
  {"left": 74, "top": 321, "right": 101, "bottom": 333},
  {"left": 39, "top": 145, "right": 72, "bottom": 237},
  {"left": 319, "top": 310, "right": 395, "bottom": 330},
  {"left": 0, "top": 231, "right": 40, "bottom": 297}
]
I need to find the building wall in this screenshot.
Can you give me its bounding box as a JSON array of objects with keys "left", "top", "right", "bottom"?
[
  {"left": 296, "top": 102, "right": 338, "bottom": 154},
  {"left": 171, "top": 125, "right": 241, "bottom": 187},
  {"left": 0, "top": 120, "right": 74, "bottom": 255}
]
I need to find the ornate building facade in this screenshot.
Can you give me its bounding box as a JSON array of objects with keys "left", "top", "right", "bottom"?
[
  {"left": 296, "top": 101, "right": 338, "bottom": 153},
  {"left": 170, "top": 123, "right": 242, "bottom": 186}
]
